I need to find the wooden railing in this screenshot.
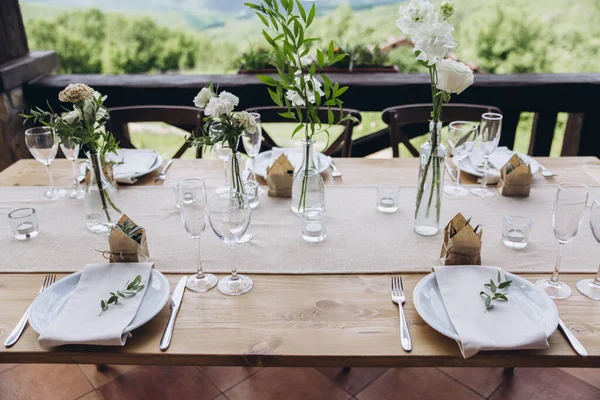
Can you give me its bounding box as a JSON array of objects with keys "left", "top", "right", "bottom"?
[{"left": 23, "top": 73, "right": 600, "bottom": 158}]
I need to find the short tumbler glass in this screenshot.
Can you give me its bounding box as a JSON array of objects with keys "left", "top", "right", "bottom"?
[
  {"left": 8, "top": 208, "right": 40, "bottom": 240},
  {"left": 301, "top": 208, "right": 327, "bottom": 243},
  {"left": 377, "top": 184, "right": 400, "bottom": 213},
  {"left": 244, "top": 180, "right": 260, "bottom": 209},
  {"left": 502, "top": 215, "right": 532, "bottom": 249}
]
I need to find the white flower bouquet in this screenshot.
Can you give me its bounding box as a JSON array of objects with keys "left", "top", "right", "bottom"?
[{"left": 396, "top": 0, "right": 474, "bottom": 235}]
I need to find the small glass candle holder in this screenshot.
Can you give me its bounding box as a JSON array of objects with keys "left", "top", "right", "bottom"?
[
  {"left": 8, "top": 208, "right": 40, "bottom": 240},
  {"left": 377, "top": 184, "right": 401, "bottom": 213},
  {"left": 301, "top": 208, "right": 327, "bottom": 243},
  {"left": 502, "top": 215, "right": 532, "bottom": 249},
  {"left": 244, "top": 180, "right": 260, "bottom": 209}
]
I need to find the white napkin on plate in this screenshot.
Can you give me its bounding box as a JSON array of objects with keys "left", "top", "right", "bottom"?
[
  {"left": 106, "top": 149, "right": 158, "bottom": 184},
  {"left": 433, "top": 265, "right": 549, "bottom": 358},
  {"left": 38, "top": 263, "right": 153, "bottom": 347}
]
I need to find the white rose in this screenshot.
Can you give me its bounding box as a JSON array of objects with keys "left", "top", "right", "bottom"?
[
  {"left": 193, "top": 87, "right": 213, "bottom": 108},
  {"left": 218, "top": 91, "right": 240, "bottom": 108},
  {"left": 435, "top": 58, "right": 474, "bottom": 94},
  {"left": 205, "top": 97, "right": 235, "bottom": 117},
  {"left": 232, "top": 111, "right": 257, "bottom": 133},
  {"left": 58, "top": 83, "right": 95, "bottom": 103},
  {"left": 285, "top": 75, "right": 325, "bottom": 107}
]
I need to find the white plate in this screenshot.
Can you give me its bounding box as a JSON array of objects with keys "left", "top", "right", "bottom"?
[
  {"left": 79, "top": 153, "right": 164, "bottom": 182},
  {"left": 456, "top": 148, "right": 540, "bottom": 178},
  {"left": 253, "top": 150, "right": 330, "bottom": 178},
  {"left": 29, "top": 269, "right": 170, "bottom": 335},
  {"left": 413, "top": 269, "right": 558, "bottom": 341}
]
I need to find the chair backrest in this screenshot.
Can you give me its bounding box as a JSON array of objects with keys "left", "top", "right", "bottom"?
[
  {"left": 107, "top": 106, "right": 204, "bottom": 158},
  {"left": 244, "top": 106, "right": 362, "bottom": 157},
  {"left": 381, "top": 103, "right": 502, "bottom": 157}
]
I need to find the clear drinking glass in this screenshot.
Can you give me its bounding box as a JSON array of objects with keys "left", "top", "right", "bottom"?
[
  {"left": 242, "top": 112, "right": 262, "bottom": 181},
  {"left": 301, "top": 208, "right": 327, "bottom": 243},
  {"left": 8, "top": 208, "right": 39, "bottom": 240},
  {"left": 377, "top": 184, "right": 400, "bottom": 213},
  {"left": 179, "top": 179, "right": 217, "bottom": 292},
  {"left": 209, "top": 192, "right": 253, "bottom": 296},
  {"left": 536, "top": 183, "right": 589, "bottom": 299},
  {"left": 471, "top": 113, "right": 503, "bottom": 198},
  {"left": 502, "top": 215, "right": 533, "bottom": 249},
  {"left": 577, "top": 197, "right": 600, "bottom": 300},
  {"left": 25, "top": 127, "right": 62, "bottom": 200},
  {"left": 244, "top": 180, "right": 260, "bottom": 209},
  {"left": 60, "top": 137, "right": 85, "bottom": 199},
  {"left": 444, "top": 121, "right": 478, "bottom": 197}
]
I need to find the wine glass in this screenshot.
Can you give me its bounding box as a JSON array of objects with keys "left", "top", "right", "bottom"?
[
  {"left": 444, "top": 121, "right": 478, "bottom": 197},
  {"left": 59, "top": 137, "right": 85, "bottom": 199},
  {"left": 536, "top": 183, "right": 589, "bottom": 299},
  {"left": 242, "top": 112, "right": 262, "bottom": 181},
  {"left": 179, "top": 179, "right": 217, "bottom": 292},
  {"left": 470, "top": 113, "right": 503, "bottom": 198},
  {"left": 208, "top": 192, "right": 253, "bottom": 296},
  {"left": 25, "top": 127, "right": 62, "bottom": 200},
  {"left": 576, "top": 196, "right": 600, "bottom": 300}
]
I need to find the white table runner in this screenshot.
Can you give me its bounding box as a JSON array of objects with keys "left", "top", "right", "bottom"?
[{"left": 1, "top": 186, "right": 599, "bottom": 274}]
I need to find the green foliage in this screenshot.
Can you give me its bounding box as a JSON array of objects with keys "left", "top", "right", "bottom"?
[
  {"left": 329, "top": 44, "right": 390, "bottom": 69},
  {"left": 235, "top": 47, "right": 274, "bottom": 71}
]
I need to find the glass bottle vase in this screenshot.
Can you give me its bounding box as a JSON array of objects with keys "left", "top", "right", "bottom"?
[
  {"left": 414, "top": 121, "right": 447, "bottom": 236},
  {"left": 291, "top": 138, "right": 325, "bottom": 215},
  {"left": 84, "top": 152, "right": 122, "bottom": 234},
  {"left": 226, "top": 152, "right": 246, "bottom": 196}
]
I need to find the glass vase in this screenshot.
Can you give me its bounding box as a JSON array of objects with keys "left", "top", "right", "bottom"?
[
  {"left": 84, "top": 152, "right": 122, "bottom": 234},
  {"left": 414, "top": 121, "right": 447, "bottom": 236},
  {"left": 226, "top": 152, "right": 246, "bottom": 196},
  {"left": 291, "top": 138, "right": 325, "bottom": 215}
]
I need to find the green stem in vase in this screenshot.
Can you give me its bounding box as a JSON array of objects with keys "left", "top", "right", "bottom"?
[{"left": 90, "top": 152, "right": 111, "bottom": 223}]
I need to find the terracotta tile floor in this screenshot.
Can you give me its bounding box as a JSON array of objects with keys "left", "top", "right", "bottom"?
[{"left": 0, "top": 365, "right": 599, "bottom": 399}]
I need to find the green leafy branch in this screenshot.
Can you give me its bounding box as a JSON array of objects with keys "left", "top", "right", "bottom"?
[
  {"left": 245, "top": 0, "right": 357, "bottom": 144},
  {"left": 116, "top": 220, "right": 144, "bottom": 244},
  {"left": 480, "top": 271, "right": 513, "bottom": 311},
  {"left": 99, "top": 275, "right": 145, "bottom": 315}
]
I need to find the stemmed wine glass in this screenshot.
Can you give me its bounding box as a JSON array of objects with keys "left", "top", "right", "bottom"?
[
  {"left": 242, "top": 112, "right": 262, "bottom": 182},
  {"left": 444, "top": 121, "right": 478, "bottom": 197},
  {"left": 471, "top": 113, "right": 503, "bottom": 198},
  {"left": 179, "top": 179, "right": 218, "bottom": 292},
  {"left": 25, "top": 127, "right": 63, "bottom": 200},
  {"left": 536, "top": 183, "right": 589, "bottom": 299},
  {"left": 576, "top": 196, "right": 600, "bottom": 300},
  {"left": 60, "top": 137, "right": 85, "bottom": 199},
  {"left": 208, "top": 192, "right": 253, "bottom": 296}
]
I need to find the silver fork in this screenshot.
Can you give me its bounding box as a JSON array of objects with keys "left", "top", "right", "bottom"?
[
  {"left": 391, "top": 276, "right": 412, "bottom": 352},
  {"left": 327, "top": 156, "right": 342, "bottom": 178},
  {"left": 4, "top": 274, "right": 56, "bottom": 347}
]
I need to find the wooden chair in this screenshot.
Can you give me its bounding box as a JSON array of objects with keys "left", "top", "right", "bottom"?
[
  {"left": 381, "top": 103, "right": 502, "bottom": 157},
  {"left": 244, "top": 106, "right": 362, "bottom": 157},
  {"left": 107, "top": 106, "right": 204, "bottom": 158}
]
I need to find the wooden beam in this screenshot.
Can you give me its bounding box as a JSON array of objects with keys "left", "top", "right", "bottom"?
[
  {"left": 529, "top": 112, "right": 558, "bottom": 157},
  {"left": 0, "top": 0, "right": 28, "bottom": 64},
  {"left": 0, "top": 50, "right": 58, "bottom": 92}
]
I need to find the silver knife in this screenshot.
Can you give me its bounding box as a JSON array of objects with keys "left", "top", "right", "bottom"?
[
  {"left": 559, "top": 318, "right": 587, "bottom": 357},
  {"left": 160, "top": 277, "right": 187, "bottom": 351}
]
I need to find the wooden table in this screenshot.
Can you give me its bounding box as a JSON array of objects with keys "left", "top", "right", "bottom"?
[{"left": 1, "top": 157, "right": 600, "bottom": 367}]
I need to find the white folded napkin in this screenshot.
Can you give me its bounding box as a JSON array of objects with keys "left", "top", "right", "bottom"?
[
  {"left": 270, "top": 147, "right": 321, "bottom": 172},
  {"left": 38, "top": 263, "right": 153, "bottom": 347},
  {"left": 106, "top": 149, "right": 158, "bottom": 184},
  {"left": 433, "top": 265, "right": 549, "bottom": 358}
]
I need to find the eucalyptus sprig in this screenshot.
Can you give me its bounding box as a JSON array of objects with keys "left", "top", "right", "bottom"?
[
  {"left": 480, "top": 271, "right": 513, "bottom": 311},
  {"left": 99, "top": 275, "right": 145, "bottom": 315},
  {"left": 116, "top": 220, "right": 144, "bottom": 244}
]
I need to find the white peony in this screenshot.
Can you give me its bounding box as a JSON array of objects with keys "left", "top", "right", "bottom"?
[
  {"left": 285, "top": 75, "right": 325, "bottom": 107},
  {"left": 218, "top": 91, "right": 240, "bottom": 108},
  {"left": 58, "top": 83, "right": 95, "bottom": 103},
  {"left": 193, "top": 87, "right": 213, "bottom": 108},
  {"left": 435, "top": 58, "right": 474, "bottom": 94},
  {"left": 205, "top": 97, "right": 235, "bottom": 117},
  {"left": 232, "top": 111, "right": 258, "bottom": 133}
]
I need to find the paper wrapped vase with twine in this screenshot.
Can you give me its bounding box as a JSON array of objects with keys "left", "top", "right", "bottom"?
[
  {"left": 266, "top": 153, "right": 294, "bottom": 198},
  {"left": 500, "top": 154, "right": 533, "bottom": 197},
  {"left": 108, "top": 214, "right": 150, "bottom": 263},
  {"left": 440, "top": 212, "right": 483, "bottom": 266}
]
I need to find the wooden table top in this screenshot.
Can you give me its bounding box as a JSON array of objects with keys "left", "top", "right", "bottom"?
[{"left": 1, "top": 157, "right": 600, "bottom": 367}]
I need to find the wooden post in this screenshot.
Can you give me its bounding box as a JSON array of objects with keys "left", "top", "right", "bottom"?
[{"left": 0, "top": 0, "right": 58, "bottom": 172}]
